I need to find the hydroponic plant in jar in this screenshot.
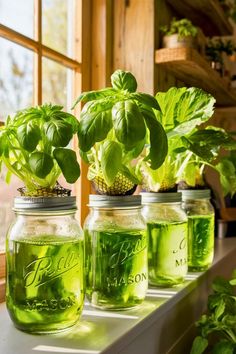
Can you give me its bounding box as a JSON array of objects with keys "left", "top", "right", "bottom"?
[
  {"left": 177, "top": 126, "right": 236, "bottom": 271},
  {"left": 73, "top": 69, "right": 168, "bottom": 308},
  {"left": 140, "top": 87, "right": 216, "bottom": 285},
  {"left": 0, "top": 104, "right": 84, "bottom": 333}
]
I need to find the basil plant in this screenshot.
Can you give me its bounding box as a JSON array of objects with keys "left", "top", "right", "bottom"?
[
  {"left": 73, "top": 69, "right": 168, "bottom": 195},
  {"left": 0, "top": 104, "right": 80, "bottom": 195}
]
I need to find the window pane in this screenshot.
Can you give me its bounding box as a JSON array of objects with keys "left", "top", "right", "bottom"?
[
  {"left": 42, "top": 0, "right": 75, "bottom": 58},
  {"left": 42, "top": 57, "right": 73, "bottom": 110},
  {"left": 0, "top": 0, "right": 34, "bottom": 38},
  {"left": 0, "top": 173, "right": 21, "bottom": 252},
  {"left": 0, "top": 38, "right": 34, "bottom": 121}
]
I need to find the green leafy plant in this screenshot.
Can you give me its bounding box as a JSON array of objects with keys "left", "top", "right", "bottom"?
[
  {"left": 0, "top": 104, "right": 80, "bottom": 195},
  {"left": 72, "top": 69, "right": 168, "bottom": 195},
  {"left": 160, "top": 18, "right": 198, "bottom": 39},
  {"left": 206, "top": 38, "right": 235, "bottom": 63},
  {"left": 215, "top": 150, "right": 236, "bottom": 197},
  {"left": 176, "top": 126, "right": 236, "bottom": 196},
  {"left": 191, "top": 271, "right": 236, "bottom": 354},
  {"left": 140, "top": 87, "right": 216, "bottom": 192}
]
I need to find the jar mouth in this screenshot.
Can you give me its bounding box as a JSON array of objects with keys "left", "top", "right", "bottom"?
[
  {"left": 88, "top": 195, "right": 141, "bottom": 208},
  {"left": 13, "top": 196, "right": 77, "bottom": 211},
  {"left": 140, "top": 192, "right": 182, "bottom": 203},
  {"left": 180, "top": 189, "right": 211, "bottom": 200}
]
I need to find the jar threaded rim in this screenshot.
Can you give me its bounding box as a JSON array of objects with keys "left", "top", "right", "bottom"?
[
  {"left": 13, "top": 196, "right": 77, "bottom": 211},
  {"left": 141, "top": 192, "right": 182, "bottom": 203}
]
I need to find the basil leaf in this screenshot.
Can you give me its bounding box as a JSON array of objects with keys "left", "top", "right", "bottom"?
[
  {"left": 72, "top": 88, "right": 117, "bottom": 108},
  {"left": 63, "top": 114, "right": 79, "bottom": 133},
  {"left": 79, "top": 149, "right": 90, "bottom": 164},
  {"left": 122, "top": 138, "right": 146, "bottom": 163},
  {"left": 190, "top": 336, "right": 208, "bottom": 354},
  {"left": 212, "top": 340, "right": 235, "bottom": 354},
  {"left": 53, "top": 148, "right": 80, "bottom": 183},
  {"left": 214, "top": 298, "right": 225, "bottom": 320},
  {"left": 79, "top": 100, "right": 113, "bottom": 151},
  {"left": 111, "top": 70, "right": 137, "bottom": 92},
  {"left": 212, "top": 276, "right": 233, "bottom": 295},
  {"left": 44, "top": 120, "right": 73, "bottom": 147},
  {"left": 112, "top": 100, "right": 146, "bottom": 149},
  {"left": 120, "top": 164, "right": 140, "bottom": 184},
  {"left": 0, "top": 130, "right": 9, "bottom": 157},
  {"left": 17, "top": 121, "right": 41, "bottom": 152},
  {"left": 29, "top": 152, "right": 54, "bottom": 178},
  {"left": 130, "top": 92, "right": 161, "bottom": 110},
  {"left": 101, "top": 141, "right": 122, "bottom": 186},
  {"left": 141, "top": 106, "right": 168, "bottom": 169}
]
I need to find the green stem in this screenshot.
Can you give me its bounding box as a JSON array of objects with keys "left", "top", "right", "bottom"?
[
  {"left": 225, "top": 329, "right": 236, "bottom": 343},
  {"left": 2, "top": 156, "right": 26, "bottom": 181}
]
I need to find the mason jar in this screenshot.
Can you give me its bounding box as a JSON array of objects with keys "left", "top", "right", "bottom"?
[
  {"left": 141, "top": 192, "right": 188, "bottom": 287},
  {"left": 6, "top": 196, "right": 84, "bottom": 333},
  {"left": 181, "top": 189, "right": 215, "bottom": 271},
  {"left": 84, "top": 195, "right": 148, "bottom": 310}
]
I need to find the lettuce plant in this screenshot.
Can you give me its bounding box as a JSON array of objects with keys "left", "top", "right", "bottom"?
[
  {"left": 73, "top": 69, "right": 168, "bottom": 195},
  {"left": 0, "top": 104, "right": 80, "bottom": 195},
  {"left": 140, "top": 87, "right": 216, "bottom": 192}
]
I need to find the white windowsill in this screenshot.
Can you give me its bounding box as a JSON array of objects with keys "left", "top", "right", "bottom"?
[{"left": 0, "top": 238, "right": 236, "bottom": 354}]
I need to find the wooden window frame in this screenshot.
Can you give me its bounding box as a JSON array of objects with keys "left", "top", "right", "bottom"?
[{"left": 0, "top": 0, "right": 92, "bottom": 302}]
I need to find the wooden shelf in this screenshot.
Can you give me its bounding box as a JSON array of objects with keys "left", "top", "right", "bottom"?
[
  {"left": 155, "top": 47, "right": 236, "bottom": 106},
  {"left": 166, "top": 0, "right": 233, "bottom": 36}
]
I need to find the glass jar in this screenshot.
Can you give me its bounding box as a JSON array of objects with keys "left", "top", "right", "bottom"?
[
  {"left": 141, "top": 192, "right": 188, "bottom": 287},
  {"left": 84, "top": 195, "right": 148, "bottom": 310},
  {"left": 181, "top": 189, "right": 215, "bottom": 271},
  {"left": 6, "top": 196, "right": 84, "bottom": 333}
]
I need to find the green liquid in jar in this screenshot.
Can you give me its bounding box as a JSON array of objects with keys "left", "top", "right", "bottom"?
[
  {"left": 85, "top": 229, "right": 148, "bottom": 309},
  {"left": 147, "top": 221, "right": 188, "bottom": 287},
  {"left": 6, "top": 237, "right": 84, "bottom": 333},
  {"left": 187, "top": 214, "right": 214, "bottom": 271}
]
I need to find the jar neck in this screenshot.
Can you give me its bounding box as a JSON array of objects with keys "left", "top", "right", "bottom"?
[
  {"left": 14, "top": 209, "right": 77, "bottom": 217},
  {"left": 183, "top": 198, "right": 210, "bottom": 205},
  {"left": 143, "top": 202, "right": 182, "bottom": 207},
  {"left": 89, "top": 206, "right": 142, "bottom": 217}
]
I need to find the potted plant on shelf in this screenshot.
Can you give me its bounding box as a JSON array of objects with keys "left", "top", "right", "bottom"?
[
  {"left": 72, "top": 69, "right": 168, "bottom": 309},
  {"left": 206, "top": 38, "right": 235, "bottom": 77},
  {"left": 1, "top": 104, "right": 84, "bottom": 334},
  {"left": 161, "top": 18, "right": 198, "bottom": 50}
]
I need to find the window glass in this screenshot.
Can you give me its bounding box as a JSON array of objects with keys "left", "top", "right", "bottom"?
[
  {"left": 42, "top": 56, "right": 73, "bottom": 110},
  {"left": 0, "top": 38, "right": 34, "bottom": 121},
  {"left": 0, "top": 174, "right": 21, "bottom": 252},
  {"left": 0, "top": 0, "right": 34, "bottom": 38},
  {"left": 42, "top": 0, "right": 75, "bottom": 58}
]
